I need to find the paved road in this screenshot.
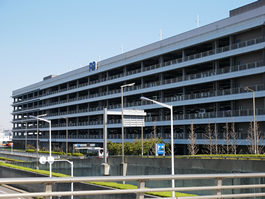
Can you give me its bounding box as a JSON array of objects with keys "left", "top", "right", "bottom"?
[{"left": 0, "top": 185, "right": 33, "bottom": 199}]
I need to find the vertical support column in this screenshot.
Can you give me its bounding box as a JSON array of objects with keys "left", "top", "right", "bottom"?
[
  {"left": 229, "top": 35, "right": 234, "bottom": 50},
  {"left": 214, "top": 40, "right": 219, "bottom": 54},
  {"left": 76, "top": 79, "right": 79, "bottom": 88},
  {"left": 214, "top": 60, "right": 219, "bottom": 74},
  {"left": 183, "top": 105, "right": 186, "bottom": 120},
  {"left": 230, "top": 79, "right": 235, "bottom": 93},
  {"left": 262, "top": 49, "right": 265, "bottom": 66},
  {"left": 136, "top": 180, "right": 146, "bottom": 199},
  {"left": 160, "top": 55, "right": 164, "bottom": 67},
  {"left": 182, "top": 49, "right": 186, "bottom": 62},
  {"left": 214, "top": 81, "right": 219, "bottom": 96},
  {"left": 141, "top": 61, "right": 144, "bottom": 72},
  {"left": 215, "top": 102, "right": 220, "bottom": 118},
  {"left": 230, "top": 57, "right": 234, "bottom": 68},
  {"left": 106, "top": 71, "right": 109, "bottom": 80},
  {"left": 182, "top": 68, "right": 186, "bottom": 81},
  {"left": 141, "top": 77, "right": 144, "bottom": 89},
  {"left": 214, "top": 178, "right": 222, "bottom": 195},
  {"left": 159, "top": 73, "right": 164, "bottom": 86},
  {"left": 44, "top": 183, "right": 52, "bottom": 199},
  {"left": 123, "top": 65, "right": 127, "bottom": 76}
]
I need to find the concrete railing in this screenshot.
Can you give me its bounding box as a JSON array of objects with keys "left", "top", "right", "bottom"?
[{"left": 1, "top": 173, "right": 265, "bottom": 198}]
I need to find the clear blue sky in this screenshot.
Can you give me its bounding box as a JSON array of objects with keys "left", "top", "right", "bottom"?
[{"left": 0, "top": 0, "right": 255, "bottom": 130}]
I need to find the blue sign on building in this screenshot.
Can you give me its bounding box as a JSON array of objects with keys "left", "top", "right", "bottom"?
[{"left": 156, "top": 143, "right": 165, "bottom": 156}]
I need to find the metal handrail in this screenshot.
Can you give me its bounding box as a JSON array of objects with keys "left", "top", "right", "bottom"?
[{"left": 1, "top": 173, "right": 265, "bottom": 198}]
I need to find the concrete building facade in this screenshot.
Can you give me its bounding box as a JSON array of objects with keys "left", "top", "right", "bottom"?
[{"left": 12, "top": 0, "right": 265, "bottom": 153}]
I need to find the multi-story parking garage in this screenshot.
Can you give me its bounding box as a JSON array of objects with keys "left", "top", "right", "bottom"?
[{"left": 12, "top": 0, "right": 265, "bottom": 154}]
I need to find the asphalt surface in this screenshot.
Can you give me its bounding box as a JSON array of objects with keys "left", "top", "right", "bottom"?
[{"left": 0, "top": 185, "right": 33, "bottom": 199}]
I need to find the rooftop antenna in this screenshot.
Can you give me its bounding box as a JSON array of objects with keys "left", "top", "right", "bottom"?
[
  {"left": 159, "top": 29, "right": 163, "bottom": 40},
  {"left": 195, "top": 15, "right": 200, "bottom": 28},
  {"left": 121, "top": 44, "right": 124, "bottom": 53}
]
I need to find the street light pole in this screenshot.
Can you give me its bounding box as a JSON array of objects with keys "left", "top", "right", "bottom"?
[
  {"left": 140, "top": 96, "right": 175, "bottom": 197},
  {"left": 60, "top": 116, "right": 69, "bottom": 156},
  {"left": 244, "top": 87, "right": 257, "bottom": 154},
  {"left": 29, "top": 115, "right": 51, "bottom": 175},
  {"left": 21, "top": 121, "right": 27, "bottom": 151},
  {"left": 35, "top": 114, "right": 47, "bottom": 170},
  {"left": 120, "top": 82, "right": 135, "bottom": 182}
]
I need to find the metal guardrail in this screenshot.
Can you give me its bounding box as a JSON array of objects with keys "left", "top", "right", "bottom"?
[{"left": 0, "top": 173, "right": 265, "bottom": 198}]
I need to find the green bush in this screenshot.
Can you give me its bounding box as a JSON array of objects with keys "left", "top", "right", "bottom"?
[
  {"left": 38, "top": 151, "right": 65, "bottom": 155},
  {"left": 71, "top": 153, "right": 83, "bottom": 157},
  {"left": 25, "top": 149, "right": 35, "bottom": 153}
]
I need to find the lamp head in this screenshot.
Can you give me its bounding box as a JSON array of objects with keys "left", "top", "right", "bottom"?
[
  {"left": 128, "top": 83, "right": 135, "bottom": 87},
  {"left": 140, "top": 96, "right": 149, "bottom": 101}
]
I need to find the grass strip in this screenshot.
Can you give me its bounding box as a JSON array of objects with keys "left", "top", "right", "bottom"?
[
  {"left": 90, "top": 181, "right": 197, "bottom": 197},
  {"left": 0, "top": 157, "right": 26, "bottom": 163},
  {"left": 0, "top": 162, "right": 196, "bottom": 197}
]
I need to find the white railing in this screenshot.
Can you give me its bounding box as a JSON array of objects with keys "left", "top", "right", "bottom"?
[{"left": 0, "top": 173, "right": 265, "bottom": 198}]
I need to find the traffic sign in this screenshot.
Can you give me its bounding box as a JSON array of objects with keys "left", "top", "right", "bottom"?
[
  {"left": 39, "top": 156, "right": 47, "bottom": 164},
  {"left": 47, "top": 156, "right": 54, "bottom": 164},
  {"left": 156, "top": 143, "right": 165, "bottom": 156}
]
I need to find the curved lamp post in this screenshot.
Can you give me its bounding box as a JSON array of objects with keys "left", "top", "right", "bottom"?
[
  {"left": 140, "top": 96, "right": 175, "bottom": 197},
  {"left": 120, "top": 82, "right": 135, "bottom": 182},
  {"left": 30, "top": 115, "right": 52, "bottom": 176},
  {"left": 244, "top": 87, "right": 257, "bottom": 154}
]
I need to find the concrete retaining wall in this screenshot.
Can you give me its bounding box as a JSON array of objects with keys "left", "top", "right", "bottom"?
[
  {"left": 0, "top": 165, "right": 156, "bottom": 199},
  {"left": 4, "top": 153, "right": 265, "bottom": 196}
]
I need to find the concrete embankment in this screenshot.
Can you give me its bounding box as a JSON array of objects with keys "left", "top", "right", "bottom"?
[
  {"left": 0, "top": 165, "right": 157, "bottom": 199},
  {"left": 3, "top": 153, "right": 265, "bottom": 196}
]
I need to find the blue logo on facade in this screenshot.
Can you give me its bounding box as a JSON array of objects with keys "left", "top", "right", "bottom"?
[{"left": 89, "top": 61, "right": 97, "bottom": 72}]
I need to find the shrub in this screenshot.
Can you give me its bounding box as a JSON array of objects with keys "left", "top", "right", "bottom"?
[
  {"left": 72, "top": 153, "right": 83, "bottom": 157},
  {"left": 26, "top": 149, "right": 35, "bottom": 153}
]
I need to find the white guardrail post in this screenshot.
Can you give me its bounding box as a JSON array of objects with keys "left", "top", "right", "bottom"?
[
  {"left": 136, "top": 180, "right": 146, "bottom": 199},
  {"left": 44, "top": 183, "right": 52, "bottom": 199},
  {"left": 214, "top": 178, "right": 222, "bottom": 195}
]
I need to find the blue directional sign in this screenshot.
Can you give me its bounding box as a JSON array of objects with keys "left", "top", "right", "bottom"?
[{"left": 156, "top": 143, "right": 165, "bottom": 155}]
